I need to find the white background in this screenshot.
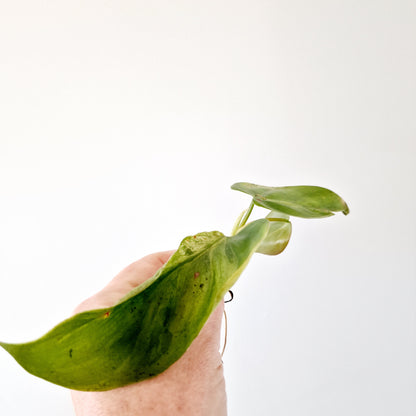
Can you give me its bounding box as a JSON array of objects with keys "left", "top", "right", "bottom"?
[{"left": 0, "top": 1, "right": 415, "bottom": 415}]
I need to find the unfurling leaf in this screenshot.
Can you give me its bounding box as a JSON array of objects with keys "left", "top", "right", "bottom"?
[{"left": 256, "top": 214, "right": 292, "bottom": 256}]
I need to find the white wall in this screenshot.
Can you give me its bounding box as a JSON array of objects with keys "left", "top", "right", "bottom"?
[{"left": 0, "top": 1, "right": 415, "bottom": 415}]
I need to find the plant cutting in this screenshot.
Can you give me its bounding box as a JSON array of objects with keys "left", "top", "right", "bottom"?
[{"left": 0, "top": 182, "right": 349, "bottom": 391}]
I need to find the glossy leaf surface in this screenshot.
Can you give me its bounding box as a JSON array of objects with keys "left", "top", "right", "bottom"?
[
  {"left": 231, "top": 182, "right": 349, "bottom": 218},
  {"left": 0, "top": 219, "right": 269, "bottom": 391}
]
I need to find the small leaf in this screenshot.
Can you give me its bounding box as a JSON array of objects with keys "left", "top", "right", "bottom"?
[
  {"left": 0, "top": 219, "right": 269, "bottom": 391},
  {"left": 266, "top": 210, "right": 290, "bottom": 221},
  {"left": 256, "top": 217, "right": 292, "bottom": 255},
  {"left": 231, "top": 182, "right": 349, "bottom": 218}
]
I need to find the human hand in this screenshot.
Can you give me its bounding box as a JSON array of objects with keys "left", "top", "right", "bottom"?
[{"left": 71, "top": 251, "right": 227, "bottom": 416}]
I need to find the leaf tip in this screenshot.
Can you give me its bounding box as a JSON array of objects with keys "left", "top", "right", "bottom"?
[
  {"left": 342, "top": 205, "right": 350, "bottom": 216},
  {"left": 230, "top": 182, "right": 253, "bottom": 192},
  {"left": 230, "top": 182, "right": 243, "bottom": 191}
]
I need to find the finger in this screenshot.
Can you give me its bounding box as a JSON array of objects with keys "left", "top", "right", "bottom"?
[
  {"left": 74, "top": 251, "right": 175, "bottom": 313},
  {"left": 105, "top": 250, "right": 175, "bottom": 292}
]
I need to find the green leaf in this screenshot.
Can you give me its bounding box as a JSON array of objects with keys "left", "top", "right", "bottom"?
[
  {"left": 231, "top": 182, "right": 350, "bottom": 218},
  {"left": 256, "top": 216, "right": 292, "bottom": 256},
  {"left": 266, "top": 210, "right": 290, "bottom": 221},
  {"left": 0, "top": 219, "right": 269, "bottom": 391}
]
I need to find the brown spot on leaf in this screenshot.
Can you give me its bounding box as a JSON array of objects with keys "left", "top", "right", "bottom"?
[{"left": 193, "top": 272, "right": 200, "bottom": 279}]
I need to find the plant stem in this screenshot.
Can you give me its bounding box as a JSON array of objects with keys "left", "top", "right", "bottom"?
[
  {"left": 231, "top": 200, "right": 255, "bottom": 236},
  {"left": 239, "top": 200, "right": 254, "bottom": 228}
]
